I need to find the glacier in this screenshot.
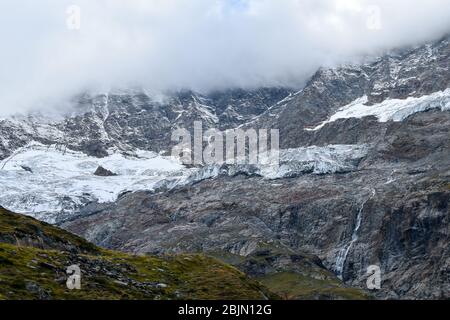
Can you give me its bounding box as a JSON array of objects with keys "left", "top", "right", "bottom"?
[
  {"left": 0, "top": 142, "right": 368, "bottom": 223},
  {"left": 0, "top": 142, "right": 188, "bottom": 223},
  {"left": 307, "top": 89, "right": 450, "bottom": 131}
]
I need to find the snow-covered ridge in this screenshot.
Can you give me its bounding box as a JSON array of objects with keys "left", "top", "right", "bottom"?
[
  {"left": 0, "top": 142, "right": 367, "bottom": 223},
  {"left": 307, "top": 89, "right": 450, "bottom": 131}
]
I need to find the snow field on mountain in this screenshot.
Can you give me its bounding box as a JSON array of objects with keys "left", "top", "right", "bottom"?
[{"left": 308, "top": 89, "right": 450, "bottom": 131}]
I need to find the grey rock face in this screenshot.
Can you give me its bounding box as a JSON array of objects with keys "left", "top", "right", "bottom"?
[
  {"left": 249, "top": 35, "right": 450, "bottom": 149},
  {"left": 0, "top": 36, "right": 448, "bottom": 161},
  {"left": 63, "top": 153, "right": 449, "bottom": 299},
  {"left": 0, "top": 87, "right": 293, "bottom": 160},
  {"left": 62, "top": 106, "right": 450, "bottom": 299}
]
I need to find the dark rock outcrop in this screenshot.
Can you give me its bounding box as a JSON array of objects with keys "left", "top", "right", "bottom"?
[{"left": 94, "top": 166, "right": 117, "bottom": 177}]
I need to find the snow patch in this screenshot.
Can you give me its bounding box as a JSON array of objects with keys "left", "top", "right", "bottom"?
[{"left": 307, "top": 89, "right": 450, "bottom": 131}]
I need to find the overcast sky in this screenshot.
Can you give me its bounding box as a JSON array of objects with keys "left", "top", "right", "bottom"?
[{"left": 0, "top": 0, "right": 449, "bottom": 115}]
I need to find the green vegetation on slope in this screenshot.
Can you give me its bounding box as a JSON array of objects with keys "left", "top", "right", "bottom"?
[
  {"left": 209, "top": 242, "right": 370, "bottom": 300},
  {"left": 0, "top": 207, "right": 98, "bottom": 254},
  {"left": 0, "top": 207, "right": 276, "bottom": 300},
  {"left": 258, "top": 272, "right": 368, "bottom": 300}
]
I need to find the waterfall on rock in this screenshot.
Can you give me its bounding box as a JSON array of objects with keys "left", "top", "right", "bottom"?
[{"left": 334, "top": 189, "right": 376, "bottom": 280}]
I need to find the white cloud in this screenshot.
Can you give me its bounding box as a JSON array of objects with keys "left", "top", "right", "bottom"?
[{"left": 0, "top": 0, "right": 449, "bottom": 115}]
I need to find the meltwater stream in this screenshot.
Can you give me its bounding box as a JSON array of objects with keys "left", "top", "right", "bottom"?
[{"left": 334, "top": 189, "right": 376, "bottom": 280}]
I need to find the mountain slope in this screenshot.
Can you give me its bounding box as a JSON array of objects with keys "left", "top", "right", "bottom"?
[
  {"left": 248, "top": 35, "right": 450, "bottom": 149},
  {"left": 0, "top": 88, "right": 293, "bottom": 160},
  {"left": 0, "top": 207, "right": 278, "bottom": 300},
  {"left": 0, "top": 35, "right": 449, "bottom": 300},
  {"left": 63, "top": 162, "right": 450, "bottom": 299},
  {"left": 60, "top": 36, "right": 450, "bottom": 300},
  {"left": 0, "top": 207, "right": 370, "bottom": 300}
]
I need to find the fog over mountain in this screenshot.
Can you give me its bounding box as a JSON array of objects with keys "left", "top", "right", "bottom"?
[
  {"left": 0, "top": 0, "right": 449, "bottom": 301},
  {"left": 1, "top": 0, "right": 449, "bottom": 115}
]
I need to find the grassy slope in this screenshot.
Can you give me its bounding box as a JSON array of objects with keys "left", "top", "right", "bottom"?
[
  {"left": 209, "top": 243, "right": 370, "bottom": 300},
  {"left": 258, "top": 272, "right": 368, "bottom": 300},
  {"left": 0, "top": 207, "right": 276, "bottom": 300}
]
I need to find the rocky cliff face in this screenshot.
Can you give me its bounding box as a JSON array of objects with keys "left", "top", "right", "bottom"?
[
  {"left": 1, "top": 35, "right": 449, "bottom": 299},
  {"left": 0, "top": 87, "right": 293, "bottom": 160},
  {"left": 250, "top": 35, "right": 450, "bottom": 149},
  {"left": 62, "top": 139, "right": 450, "bottom": 299}
]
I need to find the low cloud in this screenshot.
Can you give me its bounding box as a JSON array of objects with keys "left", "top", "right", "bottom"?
[{"left": 0, "top": 0, "right": 449, "bottom": 115}]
